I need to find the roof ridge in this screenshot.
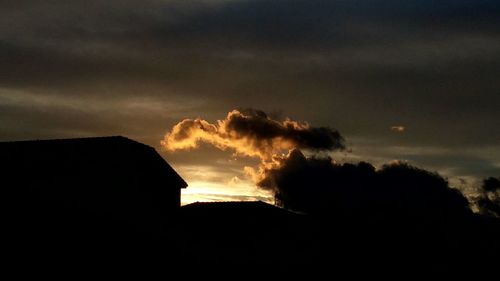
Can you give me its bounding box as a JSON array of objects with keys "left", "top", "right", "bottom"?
[
  {"left": 190, "top": 200, "right": 266, "bottom": 203},
  {"left": 0, "top": 135, "right": 128, "bottom": 143},
  {"left": 0, "top": 136, "right": 187, "bottom": 190},
  {"left": 184, "top": 201, "right": 275, "bottom": 207}
]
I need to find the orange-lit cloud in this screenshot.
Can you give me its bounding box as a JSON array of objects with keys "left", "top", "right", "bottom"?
[
  {"left": 162, "top": 109, "right": 345, "bottom": 186},
  {"left": 391, "top": 126, "right": 405, "bottom": 133},
  {"left": 163, "top": 109, "right": 344, "bottom": 160}
]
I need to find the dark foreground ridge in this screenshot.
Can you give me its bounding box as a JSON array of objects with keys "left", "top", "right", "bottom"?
[{"left": 2, "top": 137, "right": 499, "bottom": 277}]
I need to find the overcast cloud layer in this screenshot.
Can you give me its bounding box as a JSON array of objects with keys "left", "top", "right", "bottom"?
[{"left": 1, "top": 0, "right": 499, "bottom": 199}]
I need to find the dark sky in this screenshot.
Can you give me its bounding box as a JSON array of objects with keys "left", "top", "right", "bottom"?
[{"left": 1, "top": 0, "right": 499, "bottom": 202}]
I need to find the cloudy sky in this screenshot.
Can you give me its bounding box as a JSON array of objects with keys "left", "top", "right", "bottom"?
[{"left": 1, "top": 0, "right": 499, "bottom": 204}]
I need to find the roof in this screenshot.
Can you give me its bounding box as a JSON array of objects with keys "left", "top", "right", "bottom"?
[
  {"left": 183, "top": 200, "right": 278, "bottom": 209},
  {"left": 181, "top": 201, "right": 295, "bottom": 217},
  {"left": 0, "top": 135, "right": 151, "bottom": 149},
  {"left": 0, "top": 135, "right": 187, "bottom": 189}
]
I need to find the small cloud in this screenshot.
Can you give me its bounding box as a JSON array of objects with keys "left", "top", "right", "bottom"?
[
  {"left": 391, "top": 126, "right": 405, "bottom": 133},
  {"left": 227, "top": 176, "right": 242, "bottom": 186}
]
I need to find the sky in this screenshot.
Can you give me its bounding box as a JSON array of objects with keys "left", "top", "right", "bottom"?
[{"left": 1, "top": 0, "right": 499, "bottom": 204}]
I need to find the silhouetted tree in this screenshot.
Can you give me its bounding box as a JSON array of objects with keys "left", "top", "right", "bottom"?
[
  {"left": 477, "top": 177, "right": 500, "bottom": 217},
  {"left": 263, "top": 150, "right": 471, "bottom": 221},
  {"left": 482, "top": 177, "right": 500, "bottom": 192}
]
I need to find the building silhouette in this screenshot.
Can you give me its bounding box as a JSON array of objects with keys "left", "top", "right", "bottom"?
[{"left": 1, "top": 136, "right": 187, "bottom": 232}]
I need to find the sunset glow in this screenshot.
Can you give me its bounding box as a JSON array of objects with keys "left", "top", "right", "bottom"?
[{"left": 181, "top": 180, "right": 273, "bottom": 205}]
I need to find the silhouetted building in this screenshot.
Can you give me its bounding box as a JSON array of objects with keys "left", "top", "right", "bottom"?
[
  {"left": 181, "top": 201, "right": 295, "bottom": 220},
  {"left": 178, "top": 201, "right": 305, "bottom": 266},
  {"left": 1, "top": 136, "right": 187, "bottom": 231}
]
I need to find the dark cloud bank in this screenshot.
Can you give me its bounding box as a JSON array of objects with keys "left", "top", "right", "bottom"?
[{"left": 1, "top": 0, "right": 500, "bottom": 147}]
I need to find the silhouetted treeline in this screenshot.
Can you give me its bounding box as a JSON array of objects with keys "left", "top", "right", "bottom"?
[
  {"left": 477, "top": 176, "right": 500, "bottom": 217},
  {"left": 261, "top": 149, "right": 470, "bottom": 222}
]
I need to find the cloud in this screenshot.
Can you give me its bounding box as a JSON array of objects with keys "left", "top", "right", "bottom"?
[
  {"left": 162, "top": 109, "right": 345, "bottom": 190},
  {"left": 3, "top": 0, "right": 500, "bottom": 89},
  {"left": 162, "top": 109, "right": 344, "bottom": 162},
  {"left": 391, "top": 126, "right": 405, "bottom": 133},
  {"left": 0, "top": 87, "right": 205, "bottom": 144}
]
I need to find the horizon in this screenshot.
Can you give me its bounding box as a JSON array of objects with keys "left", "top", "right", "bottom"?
[{"left": 0, "top": 132, "right": 492, "bottom": 210}]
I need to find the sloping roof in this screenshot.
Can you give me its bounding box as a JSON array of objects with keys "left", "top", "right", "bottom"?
[
  {"left": 0, "top": 135, "right": 187, "bottom": 189},
  {"left": 181, "top": 201, "right": 295, "bottom": 217},
  {"left": 183, "top": 200, "right": 277, "bottom": 209}
]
